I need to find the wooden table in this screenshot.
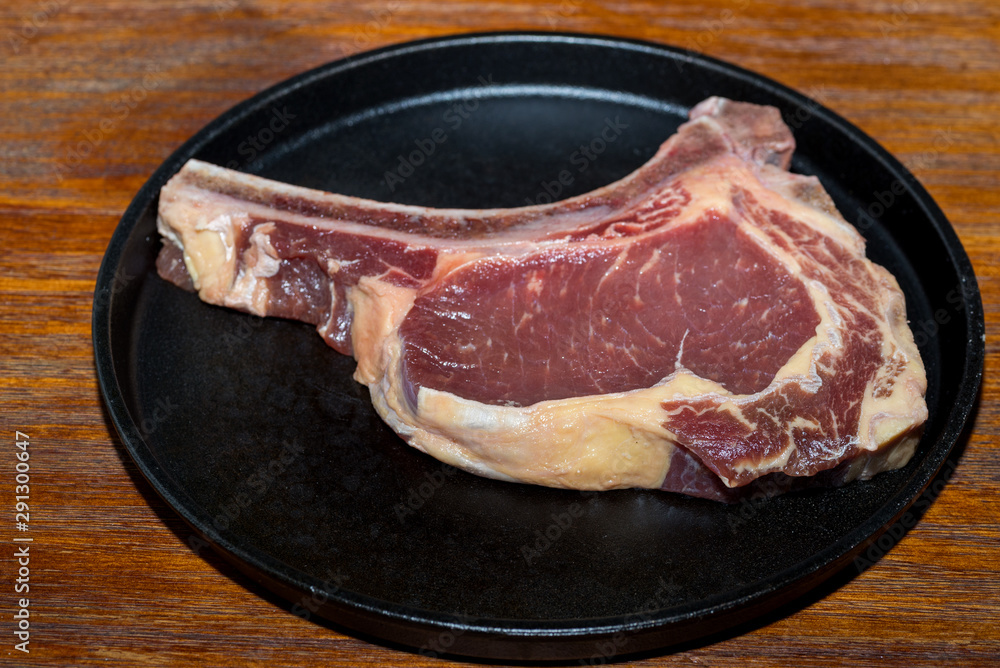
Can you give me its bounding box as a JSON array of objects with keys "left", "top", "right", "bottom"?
[{"left": 2, "top": 0, "right": 998, "bottom": 665}]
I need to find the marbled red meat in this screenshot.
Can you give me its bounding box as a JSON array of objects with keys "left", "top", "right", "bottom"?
[{"left": 155, "top": 97, "right": 927, "bottom": 501}]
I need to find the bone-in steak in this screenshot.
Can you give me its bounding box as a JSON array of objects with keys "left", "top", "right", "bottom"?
[{"left": 155, "top": 97, "right": 927, "bottom": 501}]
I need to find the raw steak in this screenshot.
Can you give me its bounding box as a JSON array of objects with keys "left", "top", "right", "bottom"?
[{"left": 155, "top": 97, "right": 927, "bottom": 501}]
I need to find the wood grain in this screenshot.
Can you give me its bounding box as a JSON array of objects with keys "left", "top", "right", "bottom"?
[{"left": 1, "top": 0, "right": 998, "bottom": 665}]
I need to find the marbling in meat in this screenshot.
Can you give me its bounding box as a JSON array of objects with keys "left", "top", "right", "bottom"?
[{"left": 155, "top": 97, "right": 927, "bottom": 501}]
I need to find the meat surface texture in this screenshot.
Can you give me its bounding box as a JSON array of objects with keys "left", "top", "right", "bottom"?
[{"left": 155, "top": 97, "right": 927, "bottom": 502}]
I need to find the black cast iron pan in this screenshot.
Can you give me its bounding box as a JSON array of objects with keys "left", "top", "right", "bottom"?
[{"left": 93, "top": 32, "right": 983, "bottom": 661}]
